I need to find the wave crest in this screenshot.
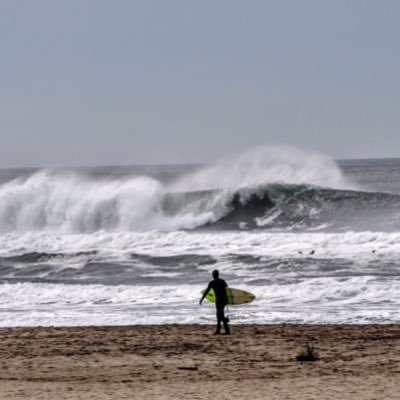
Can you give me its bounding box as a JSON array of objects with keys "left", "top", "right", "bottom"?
[
  {"left": 171, "top": 146, "right": 352, "bottom": 191},
  {"left": 1, "top": 147, "right": 385, "bottom": 233}
]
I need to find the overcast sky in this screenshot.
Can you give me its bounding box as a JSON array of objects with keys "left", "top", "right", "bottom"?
[{"left": 1, "top": 0, "right": 399, "bottom": 167}]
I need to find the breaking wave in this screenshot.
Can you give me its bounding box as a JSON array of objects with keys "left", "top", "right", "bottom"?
[{"left": 0, "top": 146, "right": 396, "bottom": 233}]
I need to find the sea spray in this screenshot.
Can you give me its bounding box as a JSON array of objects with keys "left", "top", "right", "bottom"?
[
  {"left": 0, "top": 171, "right": 167, "bottom": 232},
  {"left": 170, "top": 146, "right": 353, "bottom": 191}
]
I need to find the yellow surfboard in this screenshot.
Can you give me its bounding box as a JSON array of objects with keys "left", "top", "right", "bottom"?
[{"left": 201, "top": 287, "right": 255, "bottom": 305}]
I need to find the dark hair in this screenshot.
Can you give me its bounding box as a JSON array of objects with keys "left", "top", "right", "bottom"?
[{"left": 212, "top": 270, "right": 219, "bottom": 278}]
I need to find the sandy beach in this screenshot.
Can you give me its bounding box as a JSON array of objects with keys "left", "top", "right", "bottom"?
[{"left": 0, "top": 324, "right": 398, "bottom": 399}]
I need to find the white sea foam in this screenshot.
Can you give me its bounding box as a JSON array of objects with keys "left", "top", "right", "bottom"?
[
  {"left": 0, "top": 276, "right": 399, "bottom": 326},
  {"left": 0, "top": 229, "right": 399, "bottom": 326},
  {"left": 0, "top": 230, "right": 398, "bottom": 261}
]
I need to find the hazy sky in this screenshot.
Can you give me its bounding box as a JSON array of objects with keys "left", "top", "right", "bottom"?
[{"left": 1, "top": 0, "right": 399, "bottom": 167}]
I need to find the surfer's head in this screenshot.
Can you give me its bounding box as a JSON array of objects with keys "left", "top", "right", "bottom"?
[{"left": 212, "top": 270, "right": 219, "bottom": 279}]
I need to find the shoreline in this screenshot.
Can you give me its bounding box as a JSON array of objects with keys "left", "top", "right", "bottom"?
[{"left": 0, "top": 324, "right": 399, "bottom": 399}]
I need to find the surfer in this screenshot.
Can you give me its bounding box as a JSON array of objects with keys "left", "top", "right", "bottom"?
[{"left": 200, "top": 270, "right": 230, "bottom": 335}]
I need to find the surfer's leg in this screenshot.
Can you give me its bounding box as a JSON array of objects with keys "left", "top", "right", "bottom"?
[
  {"left": 215, "top": 304, "right": 223, "bottom": 334},
  {"left": 222, "top": 304, "right": 230, "bottom": 334}
]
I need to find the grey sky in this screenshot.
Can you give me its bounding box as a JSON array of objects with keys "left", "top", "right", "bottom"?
[{"left": 1, "top": 0, "right": 399, "bottom": 167}]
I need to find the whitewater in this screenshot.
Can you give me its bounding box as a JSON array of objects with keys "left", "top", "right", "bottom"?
[{"left": 1, "top": 147, "right": 400, "bottom": 326}]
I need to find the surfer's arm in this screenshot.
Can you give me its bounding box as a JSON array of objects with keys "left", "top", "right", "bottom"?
[{"left": 199, "top": 283, "right": 212, "bottom": 304}]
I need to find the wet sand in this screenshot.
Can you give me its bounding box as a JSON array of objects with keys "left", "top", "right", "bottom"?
[{"left": 0, "top": 324, "right": 399, "bottom": 399}]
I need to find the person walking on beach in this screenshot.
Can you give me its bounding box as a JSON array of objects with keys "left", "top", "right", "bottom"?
[{"left": 200, "top": 270, "right": 230, "bottom": 335}]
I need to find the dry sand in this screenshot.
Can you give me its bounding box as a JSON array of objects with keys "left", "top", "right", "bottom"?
[{"left": 0, "top": 324, "right": 399, "bottom": 399}]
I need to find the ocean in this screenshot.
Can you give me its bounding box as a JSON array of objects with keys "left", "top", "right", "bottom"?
[{"left": 1, "top": 147, "right": 400, "bottom": 326}]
